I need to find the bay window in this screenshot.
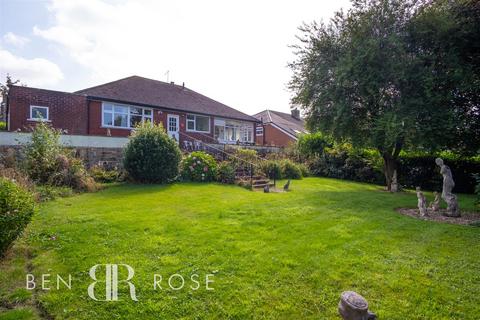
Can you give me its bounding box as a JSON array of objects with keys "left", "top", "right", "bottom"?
[
  {"left": 186, "top": 114, "right": 210, "bottom": 132},
  {"left": 102, "top": 103, "right": 153, "bottom": 129}
]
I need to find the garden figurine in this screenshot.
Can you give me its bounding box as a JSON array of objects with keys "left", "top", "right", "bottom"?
[
  {"left": 390, "top": 170, "right": 399, "bottom": 192},
  {"left": 338, "top": 291, "right": 376, "bottom": 320},
  {"left": 435, "top": 158, "right": 460, "bottom": 217},
  {"left": 429, "top": 191, "right": 440, "bottom": 213},
  {"left": 416, "top": 187, "right": 428, "bottom": 217}
]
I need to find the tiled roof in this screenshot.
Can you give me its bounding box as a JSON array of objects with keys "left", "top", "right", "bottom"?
[
  {"left": 75, "top": 76, "right": 258, "bottom": 122},
  {"left": 254, "top": 109, "right": 308, "bottom": 138}
]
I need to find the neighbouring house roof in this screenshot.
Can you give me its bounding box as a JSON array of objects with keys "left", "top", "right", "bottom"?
[
  {"left": 253, "top": 109, "right": 308, "bottom": 139},
  {"left": 75, "top": 76, "right": 258, "bottom": 122}
]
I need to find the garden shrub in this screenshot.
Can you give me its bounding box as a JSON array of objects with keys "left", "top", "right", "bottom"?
[
  {"left": 229, "top": 149, "right": 258, "bottom": 174},
  {"left": 20, "top": 122, "right": 97, "bottom": 191},
  {"left": 90, "top": 165, "right": 122, "bottom": 183},
  {"left": 397, "top": 155, "right": 480, "bottom": 193},
  {"left": 0, "top": 167, "right": 33, "bottom": 191},
  {"left": 23, "top": 122, "right": 62, "bottom": 184},
  {"left": 259, "top": 160, "right": 282, "bottom": 180},
  {"left": 0, "top": 177, "right": 35, "bottom": 255},
  {"left": 49, "top": 153, "right": 97, "bottom": 192},
  {"left": 297, "top": 163, "right": 310, "bottom": 177},
  {"left": 216, "top": 161, "right": 236, "bottom": 184},
  {"left": 306, "top": 144, "right": 388, "bottom": 184},
  {"left": 123, "top": 123, "right": 181, "bottom": 183},
  {"left": 303, "top": 142, "right": 480, "bottom": 193},
  {"left": 281, "top": 159, "right": 303, "bottom": 179},
  {"left": 296, "top": 132, "right": 332, "bottom": 158},
  {"left": 181, "top": 151, "right": 217, "bottom": 182},
  {"left": 35, "top": 185, "right": 74, "bottom": 202},
  {"left": 0, "top": 121, "right": 6, "bottom": 131}
]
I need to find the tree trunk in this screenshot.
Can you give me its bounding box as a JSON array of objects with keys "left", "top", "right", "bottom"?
[{"left": 382, "top": 152, "right": 397, "bottom": 191}]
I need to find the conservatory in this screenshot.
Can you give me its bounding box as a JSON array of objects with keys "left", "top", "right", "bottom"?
[{"left": 214, "top": 118, "right": 254, "bottom": 144}]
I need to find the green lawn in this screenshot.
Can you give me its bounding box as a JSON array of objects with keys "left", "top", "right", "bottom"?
[{"left": 1, "top": 178, "right": 479, "bottom": 319}]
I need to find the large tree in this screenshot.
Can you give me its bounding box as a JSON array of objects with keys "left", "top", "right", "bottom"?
[
  {"left": 289, "top": 0, "right": 479, "bottom": 190},
  {"left": 0, "top": 74, "right": 20, "bottom": 121}
]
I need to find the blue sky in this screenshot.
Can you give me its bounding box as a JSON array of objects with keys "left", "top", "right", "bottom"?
[{"left": 0, "top": 0, "right": 350, "bottom": 115}]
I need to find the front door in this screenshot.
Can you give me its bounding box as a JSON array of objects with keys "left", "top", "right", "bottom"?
[{"left": 167, "top": 114, "right": 180, "bottom": 143}]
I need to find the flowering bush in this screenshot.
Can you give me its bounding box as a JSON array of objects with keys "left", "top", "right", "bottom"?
[{"left": 181, "top": 152, "right": 217, "bottom": 182}]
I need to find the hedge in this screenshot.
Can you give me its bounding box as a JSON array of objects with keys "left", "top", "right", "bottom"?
[
  {"left": 398, "top": 156, "right": 480, "bottom": 194},
  {"left": 0, "top": 178, "right": 36, "bottom": 255},
  {"left": 307, "top": 149, "right": 479, "bottom": 193}
]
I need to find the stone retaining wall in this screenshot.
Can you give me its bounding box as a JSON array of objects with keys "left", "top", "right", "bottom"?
[
  {"left": 0, "top": 145, "right": 124, "bottom": 169},
  {"left": 0, "top": 132, "right": 283, "bottom": 170}
]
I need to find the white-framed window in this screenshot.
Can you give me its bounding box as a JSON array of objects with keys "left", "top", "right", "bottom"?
[
  {"left": 245, "top": 126, "right": 254, "bottom": 142},
  {"left": 29, "top": 105, "right": 49, "bottom": 121},
  {"left": 256, "top": 126, "right": 263, "bottom": 136},
  {"left": 214, "top": 118, "right": 254, "bottom": 143},
  {"left": 102, "top": 102, "right": 153, "bottom": 129},
  {"left": 186, "top": 114, "right": 210, "bottom": 133}
]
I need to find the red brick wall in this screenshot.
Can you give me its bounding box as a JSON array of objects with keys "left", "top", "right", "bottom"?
[
  {"left": 7, "top": 86, "right": 88, "bottom": 134},
  {"left": 262, "top": 123, "right": 296, "bottom": 147},
  {"left": 255, "top": 125, "right": 264, "bottom": 145},
  {"left": 8, "top": 86, "right": 257, "bottom": 146},
  {"left": 88, "top": 100, "right": 131, "bottom": 137},
  {"left": 87, "top": 100, "right": 217, "bottom": 143}
]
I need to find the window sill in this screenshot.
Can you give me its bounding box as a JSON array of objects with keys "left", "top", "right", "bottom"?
[
  {"left": 186, "top": 129, "right": 210, "bottom": 134},
  {"left": 27, "top": 118, "right": 51, "bottom": 122},
  {"left": 101, "top": 125, "right": 133, "bottom": 130}
]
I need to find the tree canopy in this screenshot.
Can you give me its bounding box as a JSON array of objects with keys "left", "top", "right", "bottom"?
[{"left": 289, "top": 0, "right": 479, "bottom": 189}]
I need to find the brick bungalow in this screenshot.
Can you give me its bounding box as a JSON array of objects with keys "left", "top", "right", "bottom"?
[
  {"left": 5, "top": 76, "right": 260, "bottom": 147},
  {"left": 253, "top": 109, "right": 308, "bottom": 147}
]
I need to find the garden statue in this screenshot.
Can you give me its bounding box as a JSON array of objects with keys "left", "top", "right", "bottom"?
[
  {"left": 435, "top": 158, "right": 460, "bottom": 217},
  {"left": 284, "top": 179, "right": 291, "bottom": 191},
  {"left": 391, "top": 170, "right": 399, "bottom": 192},
  {"left": 338, "top": 291, "right": 376, "bottom": 320},
  {"left": 416, "top": 187, "right": 428, "bottom": 217},
  {"left": 263, "top": 184, "right": 270, "bottom": 193},
  {"left": 429, "top": 191, "right": 440, "bottom": 213}
]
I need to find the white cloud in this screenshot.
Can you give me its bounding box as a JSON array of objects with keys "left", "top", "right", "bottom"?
[
  {"left": 33, "top": 0, "right": 350, "bottom": 114},
  {"left": 3, "top": 32, "right": 30, "bottom": 47},
  {"left": 0, "top": 47, "right": 64, "bottom": 87}
]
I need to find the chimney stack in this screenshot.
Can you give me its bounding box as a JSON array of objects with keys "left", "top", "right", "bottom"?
[{"left": 291, "top": 108, "right": 300, "bottom": 119}]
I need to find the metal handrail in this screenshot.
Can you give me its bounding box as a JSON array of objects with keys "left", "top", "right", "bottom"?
[
  {"left": 178, "top": 130, "right": 281, "bottom": 188},
  {"left": 178, "top": 130, "right": 262, "bottom": 169},
  {"left": 178, "top": 129, "right": 267, "bottom": 163}
]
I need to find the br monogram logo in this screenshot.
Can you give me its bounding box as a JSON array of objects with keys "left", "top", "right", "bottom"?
[{"left": 88, "top": 264, "right": 138, "bottom": 301}]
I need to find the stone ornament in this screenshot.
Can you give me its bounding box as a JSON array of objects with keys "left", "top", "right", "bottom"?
[
  {"left": 429, "top": 191, "right": 440, "bottom": 213},
  {"left": 391, "top": 169, "right": 399, "bottom": 192},
  {"left": 435, "top": 158, "right": 460, "bottom": 217},
  {"left": 416, "top": 187, "right": 428, "bottom": 217},
  {"left": 338, "top": 291, "right": 376, "bottom": 320}
]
